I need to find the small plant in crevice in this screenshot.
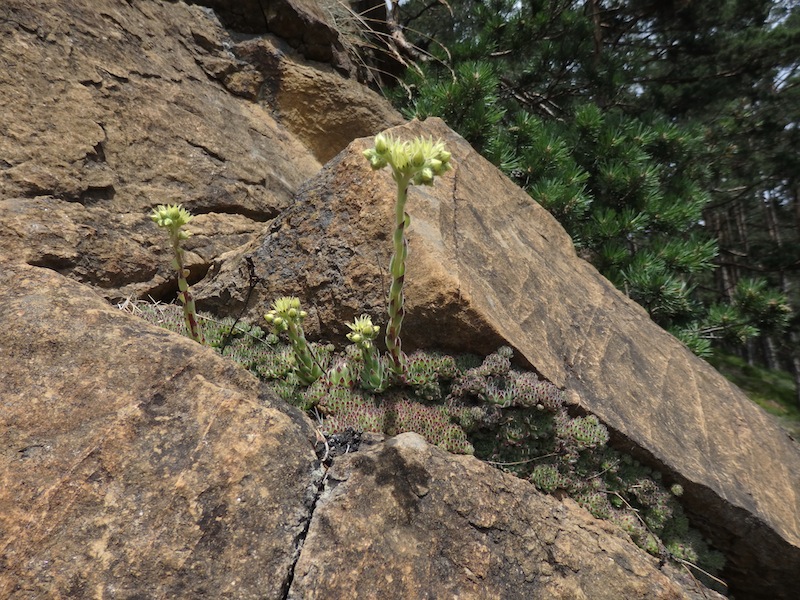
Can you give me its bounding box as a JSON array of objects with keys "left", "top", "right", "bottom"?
[
  {"left": 149, "top": 203, "right": 204, "bottom": 344},
  {"left": 296, "top": 346, "right": 470, "bottom": 453},
  {"left": 441, "top": 346, "right": 725, "bottom": 583},
  {"left": 346, "top": 314, "right": 388, "bottom": 392},
  {"left": 264, "top": 296, "right": 324, "bottom": 386},
  {"left": 119, "top": 299, "right": 273, "bottom": 363},
  {"left": 123, "top": 300, "right": 724, "bottom": 583}
]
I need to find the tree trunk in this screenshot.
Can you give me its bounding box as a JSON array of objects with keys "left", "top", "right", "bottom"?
[
  {"left": 763, "top": 335, "right": 780, "bottom": 371},
  {"left": 790, "top": 331, "right": 800, "bottom": 411}
]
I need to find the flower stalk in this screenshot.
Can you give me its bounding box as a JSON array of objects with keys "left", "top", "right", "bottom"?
[
  {"left": 346, "top": 314, "right": 386, "bottom": 391},
  {"left": 150, "top": 203, "right": 205, "bottom": 344},
  {"left": 265, "top": 296, "right": 323, "bottom": 385},
  {"left": 363, "top": 132, "right": 452, "bottom": 379}
]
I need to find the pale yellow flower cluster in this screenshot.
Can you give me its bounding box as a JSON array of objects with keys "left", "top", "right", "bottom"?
[
  {"left": 363, "top": 132, "right": 452, "bottom": 185},
  {"left": 346, "top": 314, "right": 381, "bottom": 348},
  {"left": 265, "top": 296, "right": 307, "bottom": 332},
  {"left": 150, "top": 203, "right": 193, "bottom": 240}
]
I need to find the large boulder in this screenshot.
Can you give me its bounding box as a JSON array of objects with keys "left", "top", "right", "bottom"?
[
  {"left": 0, "top": 262, "right": 321, "bottom": 597},
  {"left": 289, "top": 432, "right": 722, "bottom": 600},
  {"left": 196, "top": 118, "right": 800, "bottom": 599}
]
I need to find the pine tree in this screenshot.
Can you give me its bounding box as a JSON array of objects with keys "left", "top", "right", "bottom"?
[
  {"left": 386, "top": 0, "right": 797, "bottom": 390},
  {"left": 623, "top": 0, "right": 800, "bottom": 390}
]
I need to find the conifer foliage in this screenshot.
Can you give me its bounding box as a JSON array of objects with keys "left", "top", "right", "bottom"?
[{"left": 388, "top": 0, "right": 797, "bottom": 376}]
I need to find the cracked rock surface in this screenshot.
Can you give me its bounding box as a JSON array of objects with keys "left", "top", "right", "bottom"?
[
  {"left": 0, "top": 0, "right": 398, "bottom": 302},
  {"left": 0, "top": 262, "right": 322, "bottom": 598},
  {"left": 0, "top": 0, "right": 321, "bottom": 301},
  {"left": 289, "top": 432, "right": 720, "bottom": 600}
]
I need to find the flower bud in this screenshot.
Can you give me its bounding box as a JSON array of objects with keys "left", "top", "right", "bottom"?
[
  {"left": 411, "top": 147, "right": 426, "bottom": 168},
  {"left": 415, "top": 168, "right": 434, "bottom": 185},
  {"left": 366, "top": 153, "right": 387, "bottom": 170},
  {"left": 374, "top": 133, "right": 390, "bottom": 154}
]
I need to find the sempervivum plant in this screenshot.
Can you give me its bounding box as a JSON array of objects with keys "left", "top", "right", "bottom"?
[
  {"left": 150, "top": 203, "right": 204, "bottom": 344},
  {"left": 265, "top": 296, "right": 323, "bottom": 386},
  {"left": 346, "top": 314, "right": 387, "bottom": 392},
  {"left": 363, "top": 132, "right": 452, "bottom": 380}
]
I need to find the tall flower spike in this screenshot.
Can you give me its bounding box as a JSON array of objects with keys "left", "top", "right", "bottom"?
[
  {"left": 363, "top": 131, "right": 452, "bottom": 379},
  {"left": 150, "top": 203, "right": 204, "bottom": 344}
]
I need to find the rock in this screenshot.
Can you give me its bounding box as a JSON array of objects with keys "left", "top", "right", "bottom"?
[
  {"left": 0, "top": 0, "right": 321, "bottom": 301},
  {"left": 224, "top": 34, "right": 404, "bottom": 163},
  {"left": 190, "top": 0, "right": 351, "bottom": 66},
  {"left": 196, "top": 118, "right": 800, "bottom": 599},
  {"left": 289, "top": 432, "right": 722, "bottom": 600},
  {"left": 261, "top": 0, "right": 346, "bottom": 64},
  {"left": 185, "top": 1, "right": 271, "bottom": 35},
  {"left": 0, "top": 0, "right": 401, "bottom": 301},
  {"left": 0, "top": 261, "right": 321, "bottom": 598}
]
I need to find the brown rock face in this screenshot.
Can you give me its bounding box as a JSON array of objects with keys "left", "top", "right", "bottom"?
[
  {"left": 191, "top": 0, "right": 348, "bottom": 64},
  {"left": 0, "top": 0, "right": 398, "bottom": 301},
  {"left": 197, "top": 118, "right": 800, "bottom": 599},
  {"left": 0, "top": 0, "right": 319, "bottom": 300},
  {"left": 221, "top": 34, "right": 404, "bottom": 164},
  {"left": 0, "top": 262, "right": 321, "bottom": 598},
  {"left": 289, "top": 432, "right": 719, "bottom": 600}
]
